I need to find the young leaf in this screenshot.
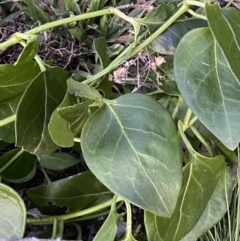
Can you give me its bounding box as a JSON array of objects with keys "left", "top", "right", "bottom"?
[
  {"left": 0, "top": 148, "right": 36, "bottom": 183},
  {"left": 27, "top": 171, "right": 113, "bottom": 214},
  {"left": 15, "top": 38, "right": 38, "bottom": 65},
  {"left": 145, "top": 153, "right": 226, "bottom": 241},
  {"left": 67, "top": 78, "right": 102, "bottom": 101},
  {"left": 93, "top": 37, "right": 111, "bottom": 69},
  {"left": 81, "top": 93, "right": 182, "bottom": 217},
  {"left": 174, "top": 28, "right": 240, "bottom": 150},
  {"left": 16, "top": 67, "right": 68, "bottom": 155},
  {"left": 93, "top": 211, "right": 125, "bottom": 241},
  {"left": 0, "top": 62, "right": 40, "bottom": 103},
  {"left": 0, "top": 183, "right": 26, "bottom": 238},
  {"left": 39, "top": 152, "right": 79, "bottom": 171}
]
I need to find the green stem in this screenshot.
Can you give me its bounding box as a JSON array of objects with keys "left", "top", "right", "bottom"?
[
  {"left": 74, "top": 137, "right": 81, "bottom": 143},
  {"left": 71, "top": 223, "right": 82, "bottom": 240},
  {"left": 56, "top": 220, "right": 64, "bottom": 238},
  {"left": 187, "top": 9, "right": 207, "bottom": 20},
  {"left": 0, "top": 115, "right": 16, "bottom": 127},
  {"left": 65, "top": 201, "right": 124, "bottom": 223},
  {"left": 188, "top": 116, "right": 198, "bottom": 126},
  {"left": 124, "top": 200, "right": 133, "bottom": 239},
  {"left": 172, "top": 97, "right": 181, "bottom": 120},
  {"left": 0, "top": 149, "right": 24, "bottom": 173},
  {"left": 185, "top": 0, "right": 205, "bottom": 8},
  {"left": 51, "top": 218, "right": 57, "bottom": 239},
  {"left": 183, "top": 108, "right": 192, "bottom": 126},
  {"left": 27, "top": 196, "right": 123, "bottom": 224},
  {"left": 128, "top": 3, "right": 190, "bottom": 59},
  {"left": 178, "top": 120, "right": 194, "bottom": 158},
  {"left": 189, "top": 125, "right": 213, "bottom": 158}
]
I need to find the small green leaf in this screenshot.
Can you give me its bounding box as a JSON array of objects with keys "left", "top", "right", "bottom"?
[
  {"left": 39, "top": 152, "right": 79, "bottom": 170},
  {"left": 0, "top": 148, "right": 36, "bottom": 183},
  {"left": 93, "top": 37, "right": 111, "bottom": 69},
  {"left": 145, "top": 153, "right": 226, "bottom": 241},
  {"left": 0, "top": 62, "right": 40, "bottom": 103},
  {"left": 48, "top": 93, "right": 76, "bottom": 147},
  {"left": 27, "top": 171, "right": 113, "bottom": 215},
  {"left": 15, "top": 38, "right": 38, "bottom": 65},
  {"left": 175, "top": 28, "right": 240, "bottom": 150},
  {"left": 67, "top": 78, "right": 102, "bottom": 101},
  {"left": 16, "top": 67, "right": 68, "bottom": 155},
  {"left": 81, "top": 93, "right": 182, "bottom": 216},
  {"left": 0, "top": 183, "right": 26, "bottom": 238},
  {"left": 93, "top": 210, "right": 124, "bottom": 241}
]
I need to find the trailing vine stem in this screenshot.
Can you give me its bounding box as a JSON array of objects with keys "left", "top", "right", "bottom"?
[{"left": 27, "top": 196, "right": 123, "bottom": 225}]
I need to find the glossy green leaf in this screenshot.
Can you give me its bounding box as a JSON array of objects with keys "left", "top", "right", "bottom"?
[
  {"left": 39, "top": 152, "right": 79, "bottom": 170},
  {"left": 0, "top": 183, "right": 26, "bottom": 238},
  {"left": 93, "top": 210, "right": 124, "bottom": 241},
  {"left": 27, "top": 171, "right": 113, "bottom": 215},
  {"left": 67, "top": 78, "right": 102, "bottom": 101},
  {"left": 145, "top": 153, "right": 226, "bottom": 241},
  {"left": 63, "top": 0, "right": 80, "bottom": 14},
  {"left": 93, "top": 37, "right": 111, "bottom": 69},
  {"left": 0, "top": 97, "right": 18, "bottom": 143},
  {"left": 81, "top": 93, "right": 182, "bottom": 216},
  {"left": 0, "top": 62, "right": 40, "bottom": 103},
  {"left": 206, "top": 5, "right": 240, "bottom": 82},
  {"left": 180, "top": 167, "right": 232, "bottom": 241},
  {"left": 150, "top": 18, "right": 208, "bottom": 55},
  {"left": 174, "top": 28, "right": 240, "bottom": 150},
  {"left": 16, "top": 67, "right": 68, "bottom": 155},
  {"left": 15, "top": 38, "right": 38, "bottom": 65},
  {"left": 0, "top": 148, "right": 36, "bottom": 183}
]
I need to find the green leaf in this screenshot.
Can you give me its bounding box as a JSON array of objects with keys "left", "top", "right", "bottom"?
[
  {"left": 0, "top": 97, "right": 19, "bottom": 143},
  {"left": 67, "top": 78, "right": 102, "bottom": 101},
  {"left": 39, "top": 152, "right": 79, "bottom": 170},
  {"left": 48, "top": 93, "right": 76, "bottom": 147},
  {"left": 93, "top": 210, "right": 124, "bottom": 241},
  {"left": 206, "top": 5, "right": 240, "bottom": 82},
  {"left": 27, "top": 171, "right": 113, "bottom": 215},
  {"left": 16, "top": 67, "right": 68, "bottom": 155},
  {"left": 0, "top": 62, "right": 40, "bottom": 103},
  {"left": 150, "top": 18, "right": 208, "bottom": 55},
  {"left": 180, "top": 167, "right": 232, "bottom": 241},
  {"left": 0, "top": 148, "right": 37, "bottom": 183},
  {"left": 145, "top": 153, "right": 226, "bottom": 241},
  {"left": 0, "top": 183, "right": 26, "bottom": 238},
  {"left": 139, "top": 4, "right": 177, "bottom": 33},
  {"left": 81, "top": 93, "right": 182, "bottom": 216},
  {"left": 93, "top": 37, "right": 111, "bottom": 69},
  {"left": 15, "top": 38, "right": 38, "bottom": 65},
  {"left": 23, "top": 0, "right": 52, "bottom": 23},
  {"left": 174, "top": 27, "right": 240, "bottom": 150}
]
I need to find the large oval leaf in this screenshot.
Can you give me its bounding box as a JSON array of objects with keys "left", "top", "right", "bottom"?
[
  {"left": 174, "top": 28, "right": 240, "bottom": 150},
  {"left": 16, "top": 66, "right": 68, "bottom": 154},
  {"left": 145, "top": 153, "right": 228, "bottom": 241},
  {"left": 0, "top": 183, "right": 26, "bottom": 238},
  {"left": 81, "top": 93, "right": 182, "bottom": 217}
]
